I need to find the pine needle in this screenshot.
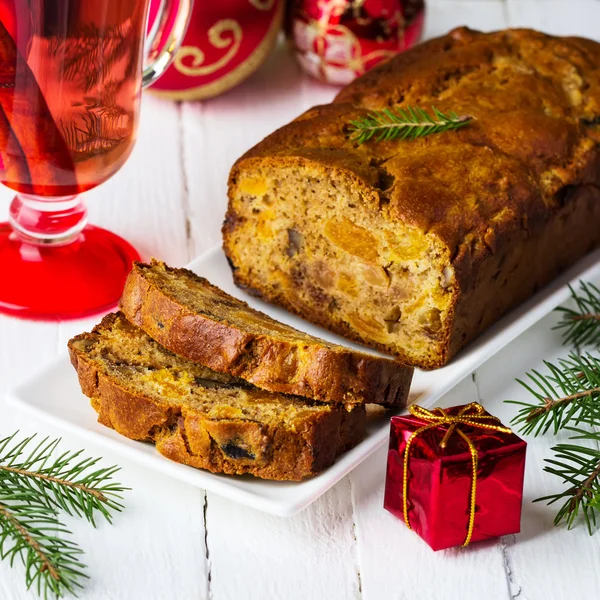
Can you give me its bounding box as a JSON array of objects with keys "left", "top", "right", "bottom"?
[
  {"left": 347, "top": 105, "right": 474, "bottom": 144},
  {"left": 0, "top": 432, "right": 128, "bottom": 597}
]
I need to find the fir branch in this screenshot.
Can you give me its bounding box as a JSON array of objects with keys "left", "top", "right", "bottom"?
[
  {"left": 554, "top": 282, "right": 600, "bottom": 348},
  {"left": 0, "top": 432, "right": 128, "bottom": 598},
  {"left": 507, "top": 352, "right": 600, "bottom": 436},
  {"left": 535, "top": 427, "right": 600, "bottom": 534},
  {"left": 0, "top": 433, "right": 127, "bottom": 527},
  {"left": 348, "top": 106, "right": 474, "bottom": 144},
  {"left": 0, "top": 489, "right": 87, "bottom": 599}
]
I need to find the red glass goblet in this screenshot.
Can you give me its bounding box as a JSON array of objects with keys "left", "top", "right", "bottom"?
[{"left": 0, "top": 0, "right": 192, "bottom": 319}]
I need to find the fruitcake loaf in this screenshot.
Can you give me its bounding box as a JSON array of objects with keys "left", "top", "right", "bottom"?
[
  {"left": 223, "top": 27, "right": 600, "bottom": 369},
  {"left": 68, "top": 313, "right": 366, "bottom": 481},
  {"left": 120, "top": 260, "right": 413, "bottom": 406}
]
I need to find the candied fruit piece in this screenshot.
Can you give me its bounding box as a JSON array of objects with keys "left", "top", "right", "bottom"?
[
  {"left": 324, "top": 217, "right": 379, "bottom": 262},
  {"left": 255, "top": 208, "right": 274, "bottom": 239},
  {"left": 420, "top": 308, "right": 443, "bottom": 334},
  {"left": 360, "top": 263, "right": 390, "bottom": 287},
  {"left": 347, "top": 312, "right": 387, "bottom": 341},
  {"left": 385, "top": 230, "right": 428, "bottom": 261},
  {"left": 337, "top": 272, "right": 358, "bottom": 297},
  {"left": 239, "top": 176, "right": 268, "bottom": 197}
]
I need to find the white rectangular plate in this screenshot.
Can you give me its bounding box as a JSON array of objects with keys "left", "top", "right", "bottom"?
[{"left": 7, "top": 246, "right": 600, "bottom": 516}]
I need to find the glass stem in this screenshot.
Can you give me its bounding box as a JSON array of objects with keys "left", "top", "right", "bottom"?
[{"left": 8, "top": 193, "right": 87, "bottom": 246}]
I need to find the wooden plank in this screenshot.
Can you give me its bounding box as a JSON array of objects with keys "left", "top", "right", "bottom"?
[
  {"left": 206, "top": 481, "right": 360, "bottom": 600},
  {"left": 507, "top": 0, "right": 600, "bottom": 38},
  {"left": 180, "top": 38, "right": 360, "bottom": 600},
  {"left": 475, "top": 313, "right": 600, "bottom": 600},
  {"left": 351, "top": 3, "right": 512, "bottom": 599},
  {"left": 0, "top": 317, "right": 60, "bottom": 600},
  {"left": 180, "top": 39, "right": 339, "bottom": 259},
  {"left": 0, "top": 94, "right": 208, "bottom": 598},
  {"left": 351, "top": 377, "right": 510, "bottom": 600}
]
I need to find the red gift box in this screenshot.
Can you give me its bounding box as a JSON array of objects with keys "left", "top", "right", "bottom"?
[{"left": 384, "top": 403, "right": 526, "bottom": 551}]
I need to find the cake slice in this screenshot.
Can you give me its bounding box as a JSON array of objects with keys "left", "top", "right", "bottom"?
[
  {"left": 68, "top": 313, "right": 366, "bottom": 481},
  {"left": 119, "top": 260, "right": 413, "bottom": 406}
]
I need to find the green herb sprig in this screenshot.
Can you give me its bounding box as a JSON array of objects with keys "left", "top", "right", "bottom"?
[
  {"left": 0, "top": 432, "right": 127, "bottom": 598},
  {"left": 348, "top": 105, "right": 474, "bottom": 144}
]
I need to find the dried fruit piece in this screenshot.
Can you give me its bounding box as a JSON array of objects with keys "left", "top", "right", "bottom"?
[
  {"left": 420, "top": 308, "right": 443, "bottom": 334},
  {"left": 324, "top": 217, "right": 379, "bottom": 262},
  {"left": 239, "top": 176, "right": 268, "bottom": 197},
  {"left": 347, "top": 312, "right": 387, "bottom": 342},
  {"left": 385, "top": 230, "right": 428, "bottom": 261},
  {"left": 255, "top": 208, "right": 275, "bottom": 239},
  {"left": 360, "top": 263, "right": 390, "bottom": 287},
  {"left": 337, "top": 272, "right": 358, "bottom": 297}
]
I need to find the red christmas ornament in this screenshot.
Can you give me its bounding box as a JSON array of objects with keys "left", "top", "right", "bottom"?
[
  {"left": 149, "top": 0, "right": 284, "bottom": 100},
  {"left": 287, "top": 0, "right": 425, "bottom": 85},
  {"left": 384, "top": 403, "right": 526, "bottom": 551}
]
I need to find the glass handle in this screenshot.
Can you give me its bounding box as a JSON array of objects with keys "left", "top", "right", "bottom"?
[{"left": 142, "top": 0, "right": 194, "bottom": 88}]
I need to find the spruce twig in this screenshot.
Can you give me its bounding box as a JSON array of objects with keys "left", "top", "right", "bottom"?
[
  {"left": 507, "top": 352, "right": 600, "bottom": 436},
  {"left": 0, "top": 433, "right": 126, "bottom": 527},
  {"left": 0, "top": 432, "right": 128, "bottom": 597},
  {"left": 555, "top": 282, "right": 600, "bottom": 347},
  {"left": 0, "top": 491, "right": 87, "bottom": 599},
  {"left": 534, "top": 427, "right": 600, "bottom": 534},
  {"left": 348, "top": 105, "right": 474, "bottom": 144},
  {"left": 506, "top": 279, "right": 600, "bottom": 533}
]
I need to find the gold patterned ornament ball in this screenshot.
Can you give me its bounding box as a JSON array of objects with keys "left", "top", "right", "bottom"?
[{"left": 148, "top": 0, "right": 284, "bottom": 100}]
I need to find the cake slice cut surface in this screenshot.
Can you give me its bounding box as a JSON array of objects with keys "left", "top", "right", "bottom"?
[
  {"left": 68, "top": 313, "right": 366, "bottom": 481},
  {"left": 119, "top": 260, "right": 413, "bottom": 406}
]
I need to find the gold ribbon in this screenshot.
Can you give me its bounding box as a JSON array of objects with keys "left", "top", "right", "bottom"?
[{"left": 402, "top": 402, "right": 512, "bottom": 546}]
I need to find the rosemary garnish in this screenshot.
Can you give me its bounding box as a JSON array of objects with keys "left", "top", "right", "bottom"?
[{"left": 348, "top": 105, "right": 474, "bottom": 144}]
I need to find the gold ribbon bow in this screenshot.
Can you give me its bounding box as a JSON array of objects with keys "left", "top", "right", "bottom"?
[{"left": 402, "top": 402, "right": 512, "bottom": 546}]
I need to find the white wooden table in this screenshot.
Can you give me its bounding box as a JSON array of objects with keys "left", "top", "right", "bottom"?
[{"left": 2, "top": 1, "right": 599, "bottom": 598}]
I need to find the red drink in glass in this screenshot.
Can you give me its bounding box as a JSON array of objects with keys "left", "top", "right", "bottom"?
[{"left": 0, "top": 0, "right": 191, "bottom": 319}]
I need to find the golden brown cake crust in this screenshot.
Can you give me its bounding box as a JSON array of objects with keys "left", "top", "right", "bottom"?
[
  {"left": 68, "top": 313, "right": 366, "bottom": 481},
  {"left": 119, "top": 260, "right": 413, "bottom": 406},
  {"left": 224, "top": 27, "right": 600, "bottom": 368}
]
